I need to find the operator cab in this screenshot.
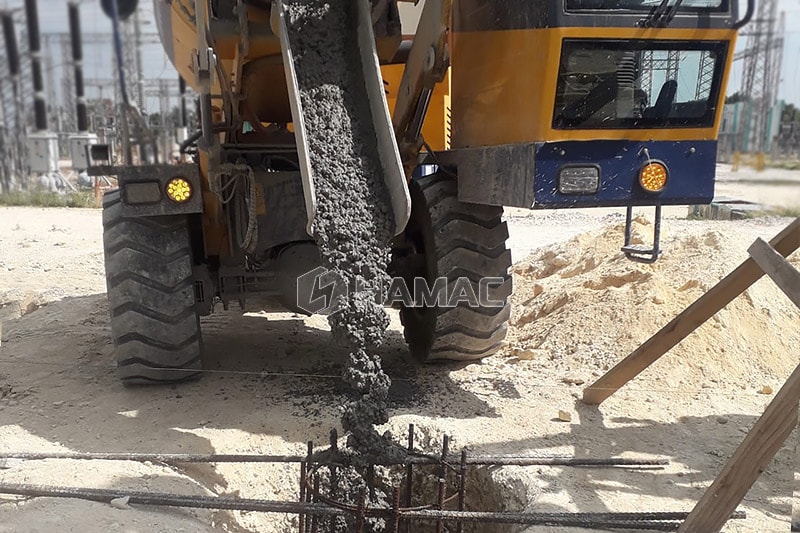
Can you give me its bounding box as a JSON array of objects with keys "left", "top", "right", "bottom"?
[
  {"left": 447, "top": 0, "right": 749, "bottom": 262},
  {"left": 554, "top": 0, "right": 735, "bottom": 133}
]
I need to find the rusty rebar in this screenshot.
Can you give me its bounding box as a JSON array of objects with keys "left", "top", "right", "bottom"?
[
  {"left": 329, "top": 428, "right": 339, "bottom": 532},
  {"left": 329, "top": 429, "right": 338, "bottom": 452},
  {"left": 391, "top": 486, "right": 402, "bottom": 533},
  {"left": 355, "top": 488, "right": 367, "bottom": 533},
  {"left": 457, "top": 449, "right": 467, "bottom": 533},
  {"left": 397, "top": 508, "right": 748, "bottom": 529},
  {"left": 299, "top": 459, "right": 307, "bottom": 532},
  {"left": 0, "top": 451, "right": 308, "bottom": 463},
  {"left": 310, "top": 474, "right": 320, "bottom": 533},
  {"left": 304, "top": 441, "right": 313, "bottom": 533},
  {"left": 329, "top": 466, "right": 338, "bottom": 531},
  {"left": 0, "top": 451, "right": 667, "bottom": 468},
  {"left": 0, "top": 482, "right": 347, "bottom": 516},
  {"left": 0, "top": 482, "right": 747, "bottom": 530},
  {"left": 366, "top": 464, "right": 375, "bottom": 501},
  {"left": 454, "top": 456, "right": 668, "bottom": 467},
  {"left": 403, "top": 423, "right": 414, "bottom": 533},
  {"left": 436, "top": 435, "right": 449, "bottom": 533}
]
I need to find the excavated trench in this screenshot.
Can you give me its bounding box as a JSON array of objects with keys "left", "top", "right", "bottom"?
[
  {"left": 405, "top": 467, "right": 527, "bottom": 533},
  {"left": 356, "top": 461, "right": 527, "bottom": 533},
  {"left": 295, "top": 448, "right": 527, "bottom": 532}
]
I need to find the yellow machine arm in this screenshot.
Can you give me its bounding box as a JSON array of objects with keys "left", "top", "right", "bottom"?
[{"left": 392, "top": 0, "right": 452, "bottom": 178}]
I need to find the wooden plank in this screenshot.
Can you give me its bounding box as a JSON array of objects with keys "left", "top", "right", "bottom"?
[
  {"left": 749, "top": 238, "right": 800, "bottom": 310},
  {"left": 678, "top": 364, "right": 800, "bottom": 532},
  {"left": 792, "top": 413, "right": 800, "bottom": 532},
  {"left": 583, "top": 218, "right": 800, "bottom": 405}
]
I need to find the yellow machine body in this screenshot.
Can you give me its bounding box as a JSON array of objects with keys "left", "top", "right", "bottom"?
[
  {"left": 155, "top": 1, "right": 440, "bottom": 130},
  {"left": 152, "top": 0, "right": 744, "bottom": 250},
  {"left": 95, "top": 0, "right": 752, "bottom": 381}
]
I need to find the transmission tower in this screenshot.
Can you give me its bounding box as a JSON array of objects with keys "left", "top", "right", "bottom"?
[
  {"left": 768, "top": 10, "right": 785, "bottom": 137},
  {"left": 640, "top": 50, "right": 680, "bottom": 99},
  {"left": 114, "top": 15, "right": 145, "bottom": 114},
  {"left": 62, "top": 41, "right": 75, "bottom": 130},
  {"left": 737, "top": 0, "right": 781, "bottom": 168},
  {"left": 695, "top": 51, "right": 716, "bottom": 100},
  {"left": 0, "top": 71, "right": 9, "bottom": 192},
  {"left": 0, "top": 10, "right": 30, "bottom": 188}
]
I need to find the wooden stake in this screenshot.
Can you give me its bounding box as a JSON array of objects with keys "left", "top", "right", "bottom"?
[
  {"left": 583, "top": 218, "right": 800, "bottom": 405},
  {"left": 791, "top": 413, "right": 800, "bottom": 533},
  {"left": 748, "top": 238, "right": 800, "bottom": 309}
]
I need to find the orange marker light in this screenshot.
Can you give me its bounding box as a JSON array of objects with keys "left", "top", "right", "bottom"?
[
  {"left": 639, "top": 162, "right": 668, "bottom": 193},
  {"left": 166, "top": 177, "right": 192, "bottom": 203}
]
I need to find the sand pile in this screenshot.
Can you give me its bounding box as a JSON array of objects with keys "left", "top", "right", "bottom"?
[{"left": 508, "top": 219, "right": 800, "bottom": 390}]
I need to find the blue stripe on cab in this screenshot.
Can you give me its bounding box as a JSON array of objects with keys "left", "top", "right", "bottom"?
[{"left": 533, "top": 140, "right": 716, "bottom": 208}]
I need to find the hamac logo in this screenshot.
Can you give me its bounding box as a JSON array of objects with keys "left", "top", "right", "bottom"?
[
  {"left": 296, "top": 267, "right": 347, "bottom": 315},
  {"left": 296, "top": 266, "right": 506, "bottom": 315}
]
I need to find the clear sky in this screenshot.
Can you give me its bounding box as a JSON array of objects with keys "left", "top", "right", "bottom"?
[{"left": 2, "top": 0, "right": 800, "bottom": 107}]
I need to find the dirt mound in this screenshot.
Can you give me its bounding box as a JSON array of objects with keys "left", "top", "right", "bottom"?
[
  {"left": 508, "top": 219, "right": 800, "bottom": 391},
  {"left": 0, "top": 292, "right": 46, "bottom": 321}
]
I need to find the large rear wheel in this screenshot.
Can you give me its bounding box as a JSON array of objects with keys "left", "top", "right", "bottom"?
[
  {"left": 400, "top": 171, "right": 512, "bottom": 362},
  {"left": 102, "top": 190, "right": 203, "bottom": 384}
]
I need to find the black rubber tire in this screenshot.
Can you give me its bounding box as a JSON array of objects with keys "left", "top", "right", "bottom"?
[
  {"left": 102, "top": 190, "right": 203, "bottom": 384},
  {"left": 400, "top": 171, "right": 512, "bottom": 362}
]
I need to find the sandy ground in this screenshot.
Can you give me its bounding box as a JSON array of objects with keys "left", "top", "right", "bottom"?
[
  {"left": 715, "top": 164, "right": 800, "bottom": 209},
  {"left": 0, "top": 171, "right": 799, "bottom": 532}
]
